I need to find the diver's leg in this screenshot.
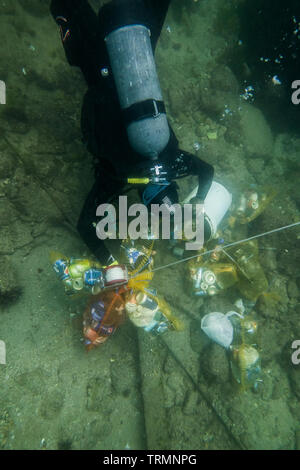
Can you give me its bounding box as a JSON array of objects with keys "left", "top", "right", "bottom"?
[
  {"left": 77, "top": 174, "right": 123, "bottom": 265},
  {"left": 50, "top": 0, "right": 103, "bottom": 86},
  {"left": 144, "top": 0, "right": 172, "bottom": 48}
]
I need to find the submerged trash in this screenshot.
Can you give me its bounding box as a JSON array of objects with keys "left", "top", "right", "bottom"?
[
  {"left": 181, "top": 185, "right": 277, "bottom": 301},
  {"left": 231, "top": 344, "right": 262, "bottom": 391},
  {"left": 50, "top": 252, "right": 128, "bottom": 295},
  {"left": 189, "top": 262, "right": 238, "bottom": 297},
  {"left": 83, "top": 288, "right": 126, "bottom": 350},
  {"left": 51, "top": 240, "right": 182, "bottom": 351},
  {"left": 232, "top": 186, "right": 277, "bottom": 225},
  {"left": 201, "top": 311, "right": 243, "bottom": 349},
  {"left": 201, "top": 307, "right": 261, "bottom": 390},
  {"left": 125, "top": 288, "right": 183, "bottom": 334},
  {"left": 188, "top": 239, "right": 269, "bottom": 301}
]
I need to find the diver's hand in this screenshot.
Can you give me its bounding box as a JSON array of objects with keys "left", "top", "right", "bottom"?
[
  {"left": 189, "top": 196, "right": 204, "bottom": 206},
  {"left": 183, "top": 196, "right": 205, "bottom": 249},
  {"left": 189, "top": 196, "right": 204, "bottom": 218}
]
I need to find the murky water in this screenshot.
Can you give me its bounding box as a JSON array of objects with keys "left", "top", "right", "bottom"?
[{"left": 0, "top": 0, "right": 299, "bottom": 450}]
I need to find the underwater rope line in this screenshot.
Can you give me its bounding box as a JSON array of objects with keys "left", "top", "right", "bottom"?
[{"left": 142, "top": 221, "right": 300, "bottom": 275}]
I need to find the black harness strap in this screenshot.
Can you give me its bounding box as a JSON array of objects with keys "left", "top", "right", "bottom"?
[{"left": 122, "top": 99, "right": 166, "bottom": 126}]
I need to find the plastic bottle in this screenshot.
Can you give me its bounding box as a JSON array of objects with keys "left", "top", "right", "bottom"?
[
  {"left": 189, "top": 261, "right": 238, "bottom": 296},
  {"left": 230, "top": 344, "right": 262, "bottom": 390},
  {"left": 234, "top": 186, "right": 277, "bottom": 224},
  {"left": 231, "top": 241, "right": 268, "bottom": 300}
]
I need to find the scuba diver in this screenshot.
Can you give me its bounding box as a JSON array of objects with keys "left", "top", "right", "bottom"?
[{"left": 50, "top": 0, "right": 216, "bottom": 265}]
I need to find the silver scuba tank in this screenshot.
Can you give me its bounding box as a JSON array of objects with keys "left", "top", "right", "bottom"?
[{"left": 105, "top": 24, "right": 170, "bottom": 159}]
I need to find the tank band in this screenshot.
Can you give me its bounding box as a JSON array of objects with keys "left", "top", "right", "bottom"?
[{"left": 122, "top": 99, "right": 166, "bottom": 126}]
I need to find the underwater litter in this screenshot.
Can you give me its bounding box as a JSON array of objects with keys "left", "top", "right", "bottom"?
[
  {"left": 143, "top": 220, "right": 300, "bottom": 450},
  {"left": 48, "top": 181, "right": 300, "bottom": 449},
  {"left": 50, "top": 178, "right": 300, "bottom": 388},
  {"left": 147, "top": 221, "right": 300, "bottom": 274}
]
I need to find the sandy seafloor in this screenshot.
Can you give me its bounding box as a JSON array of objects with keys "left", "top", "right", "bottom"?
[{"left": 0, "top": 0, "right": 299, "bottom": 450}]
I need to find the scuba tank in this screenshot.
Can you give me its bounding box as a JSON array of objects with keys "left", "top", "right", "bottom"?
[{"left": 101, "top": 0, "right": 170, "bottom": 159}]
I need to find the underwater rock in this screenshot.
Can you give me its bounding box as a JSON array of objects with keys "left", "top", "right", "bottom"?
[
  {"left": 189, "top": 319, "right": 210, "bottom": 354},
  {"left": 200, "top": 89, "right": 239, "bottom": 118},
  {"left": 110, "top": 356, "right": 137, "bottom": 398},
  {"left": 277, "top": 247, "right": 300, "bottom": 277},
  {"left": 1, "top": 3, "right": 16, "bottom": 15},
  {"left": 245, "top": 157, "right": 265, "bottom": 179},
  {"left": 240, "top": 399, "right": 295, "bottom": 450},
  {"left": 14, "top": 367, "right": 47, "bottom": 394},
  {"left": 289, "top": 368, "right": 300, "bottom": 400},
  {"left": 39, "top": 390, "right": 65, "bottom": 420},
  {"left": 0, "top": 198, "right": 35, "bottom": 254},
  {"left": 1, "top": 105, "right": 30, "bottom": 134},
  {"left": 18, "top": 0, "right": 49, "bottom": 18},
  {"left": 199, "top": 66, "right": 240, "bottom": 118},
  {"left": 86, "top": 375, "right": 115, "bottom": 415},
  {"left": 182, "top": 389, "right": 199, "bottom": 416},
  {"left": 296, "top": 430, "right": 300, "bottom": 451},
  {"left": 57, "top": 438, "right": 73, "bottom": 450},
  {"left": 0, "top": 409, "right": 13, "bottom": 450},
  {"left": 201, "top": 343, "right": 230, "bottom": 385},
  {"left": 287, "top": 280, "right": 299, "bottom": 300},
  {"left": 164, "top": 371, "right": 187, "bottom": 408},
  {"left": 255, "top": 275, "right": 289, "bottom": 320},
  {"left": 0, "top": 256, "right": 21, "bottom": 306},
  {"left": 271, "top": 370, "right": 292, "bottom": 401},
  {"left": 210, "top": 65, "right": 239, "bottom": 94},
  {"left": 239, "top": 103, "right": 273, "bottom": 158},
  {"left": 0, "top": 148, "right": 15, "bottom": 180},
  {"left": 259, "top": 249, "right": 277, "bottom": 272}
]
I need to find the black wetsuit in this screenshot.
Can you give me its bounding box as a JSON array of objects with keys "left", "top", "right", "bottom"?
[{"left": 50, "top": 0, "right": 214, "bottom": 263}]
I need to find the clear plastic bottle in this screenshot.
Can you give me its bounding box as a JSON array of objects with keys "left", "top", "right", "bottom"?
[
  {"left": 229, "top": 314, "right": 258, "bottom": 348},
  {"left": 230, "top": 241, "right": 268, "bottom": 300},
  {"left": 230, "top": 344, "right": 262, "bottom": 390},
  {"left": 189, "top": 261, "right": 238, "bottom": 296}
]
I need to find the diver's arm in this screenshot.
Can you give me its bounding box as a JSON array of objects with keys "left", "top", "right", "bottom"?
[
  {"left": 168, "top": 150, "right": 214, "bottom": 201},
  {"left": 186, "top": 152, "right": 214, "bottom": 201},
  {"left": 77, "top": 173, "right": 125, "bottom": 265}
]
